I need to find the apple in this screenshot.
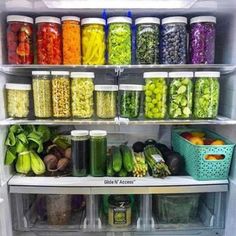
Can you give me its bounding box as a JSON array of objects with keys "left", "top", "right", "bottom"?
[
  {"left": 191, "top": 132, "right": 205, "bottom": 138},
  {"left": 204, "top": 139, "right": 214, "bottom": 145},
  {"left": 205, "top": 155, "right": 218, "bottom": 160},
  {"left": 181, "top": 132, "right": 193, "bottom": 140},
  {"left": 189, "top": 136, "right": 204, "bottom": 145},
  {"left": 211, "top": 140, "right": 225, "bottom": 145}
]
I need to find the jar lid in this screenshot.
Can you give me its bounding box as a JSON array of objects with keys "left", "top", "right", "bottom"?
[
  {"left": 169, "top": 72, "right": 193, "bottom": 78},
  {"left": 70, "top": 72, "right": 95, "bottom": 78},
  {"left": 108, "top": 195, "right": 131, "bottom": 207},
  {"left": 61, "top": 16, "right": 80, "bottom": 22},
  {"left": 119, "top": 84, "right": 143, "bottom": 91},
  {"left": 135, "top": 17, "right": 160, "bottom": 25},
  {"left": 32, "top": 71, "right": 50, "bottom": 75},
  {"left": 195, "top": 71, "right": 220, "bottom": 77},
  {"left": 143, "top": 72, "right": 168, "bottom": 78},
  {"left": 6, "top": 83, "right": 31, "bottom": 90},
  {"left": 71, "top": 130, "right": 89, "bottom": 137},
  {"left": 90, "top": 130, "right": 107, "bottom": 137},
  {"left": 190, "top": 16, "right": 216, "bottom": 24},
  {"left": 7, "top": 15, "right": 33, "bottom": 24},
  {"left": 35, "top": 16, "right": 61, "bottom": 24},
  {"left": 95, "top": 85, "right": 118, "bottom": 91},
  {"left": 81, "top": 18, "right": 105, "bottom": 26},
  {"left": 162, "top": 16, "right": 187, "bottom": 25},
  {"left": 107, "top": 17, "right": 132, "bottom": 25},
  {"left": 51, "top": 71, "right": 69, "bottom": 76}
]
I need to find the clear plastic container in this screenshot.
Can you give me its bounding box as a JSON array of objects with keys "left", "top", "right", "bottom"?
[
  {"left": 95, "top": 85, "right": 118, "bottom": 119},
  {"left": 7, "top": 15, "right": 34, "bottom": 64},
  {"left": 161, "top": 17, "right": 187, "bottom": 64},
  {"left": 36, "top": 16, "right": 62, "bottom": 64},
  {"left": 62, "top": 16, "right": 81, "bottom": 65},
  {"left": 193, "top": 71, "right": 220, "bottom": 119},
  {"left": 168, "top": 72, "right": 193, "bottom": 119},
  {"left": 90, "top": 130, "right": 107, "bottom": 177},
  {"left": 71, "top": 72, "right": 94, "bottom": 118},
  {"left": 190, "top": 16, "right": 216, "bottom": 64},
  {"left": 135, "top": 17, "right": 160, "bottom": 64},
  {"left": 108, "top": 17, "right": 132, "bottom": 65},
  {"left": 51, "top": 71, "right": 71, "bottom": 118},
  {"left": 46, "top": 195, "right": 71, "bottom": 225},
  {"left": 119, "top": 84, "right": 143, "bottom": 119},
  {"left": 81, "top": 18, "right": 106, "bottom": 65},
  {"left": 71, "top": 130, "right": 89, "bottom": 177},
  {"left": 32, "top": 71, "right": 52, "bottom": 118},
  {"left": 143, "top": 72, "right": 168, "bottom": 119},
  {"left": 6, "top": 83, "right": 31, "bottom": 118}
]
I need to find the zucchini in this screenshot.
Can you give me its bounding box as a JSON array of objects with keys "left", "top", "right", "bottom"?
[
  {"left": 119, "top": 168, "right": 128, "bottom": 177},
  {"left": 120, "top": 145, "right": 133, "bottom": 172},
  {"left": 107, "top": 154, "right": 114, "bottom": 177},
  {"left": 112, "top": 146, "right": 122, "bottom": 173}
]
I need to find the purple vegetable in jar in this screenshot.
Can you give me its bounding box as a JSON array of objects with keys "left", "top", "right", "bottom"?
[{"left": 190, "top": 16, "right": 216, "bottom": 64}]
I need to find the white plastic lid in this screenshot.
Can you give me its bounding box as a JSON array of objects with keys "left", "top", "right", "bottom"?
[
  {"left": 107, "top": 17, "right": 132, "bottom": 25},
  {"left": 169, "top": 72, "right": 194, "bottom": 78},
  {"left": 95, "top": 85, "right": 118, "bottom": 91},
  {"left": 195, "top": 71, "right": 220, "bottom": 77},
  {"left": 135, "top": 17, "right": 160, "bottom": 25},
  {"left": 90, "top": 130, "right": 107, "bottom": 137},
  {"left": 7, "top": 15, "right": 33, "bottom": 24},
  {"left": 143, "top": 72, "right": 168, "bottom": 78},
  {"left": 35, "top": 16, "right": 61, "bottom": 24},
  {"left": 61, "top": 16, "right": 80, "bottom": 22},
  {"left": 81, "top": 18, "right": 105, "bottom": 26},
  {"left": 119, "top": 84, "right": 144, "bottom": 91},
  {"left": 51, "top": 71, "right": 69, "bottom": 76},
  {"left": 71, "top": 130, "right": 89, "bottom": 137},
  {"left": 190, "top": 16, "right": 216, "bottom": 24},
  {"left": 32, "top": 71, "right": 50, "bottom": 76},
  {"left": 162, "top": 16, "right": 187, "bottom": 25},
  {"left": 6, "top": 83, "right": 31, "bottom": 90},
  {"left": 70, "top": 72, "right": 95, "bottom": 78}
]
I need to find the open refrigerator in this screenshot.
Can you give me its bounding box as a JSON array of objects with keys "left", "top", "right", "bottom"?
[{"left": 1, "top": 0, "right": 236, "bottom": 236}]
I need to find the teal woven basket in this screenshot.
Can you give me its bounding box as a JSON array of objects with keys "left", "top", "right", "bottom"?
[{"left": 172, "top": 128, "right": 235, "bottom": 180}]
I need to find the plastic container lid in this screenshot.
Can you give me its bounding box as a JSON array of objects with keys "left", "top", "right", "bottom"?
[
  {"left": 169, "top": 72, "right": 194, "bottom": 78},
  {"left": 61, "top": 16, "right": 80, "bottom": 22},
  {"left": 95, "top": 85, "right": 118, "bottom": 91},
  {"left": 70, "top": 72, "right": 95, "bottom": 78},
  {"left": 35, "top": 16, "right": 61, "bottom": 24},
  {"left": 51, "top": 71, "right": 69, "bottom": 76},
  {"left": 143, "top": 72, "right": 168, "bottom": 78},
  {"left": 119, "top": 84, "right": 144, "bottom": 91},
  {"left": 81, "top": 18, "right": 105, "bottom": 26},
  {"left": 90, "top": 130, "right": 107, "bottom": 137},
  {"left": 6, "top": 83, "right": 31, "bottom": 90},
  {"left": 32, "top": 71, "right": 50, "bottom": 76},
  {"left": 190, "top": 16, "right": 216, "bottom": 24},
  {"left": 195, "top": 71, "right": 220, "bottom": 77},
  {"left": 107, "top": 17, "right": 132, "bottom": 25},
  {"left": 7, "top": 15, "right": 33, "bottom": 24},
  {"left": 135, "top": 17, "right": 160, "bottom": 25},
  {"left": 71, "top": 130, "right": 89, "bottom": 137},
  {"left": 162, "top": 16, "right": 187, "bottom": 25}
]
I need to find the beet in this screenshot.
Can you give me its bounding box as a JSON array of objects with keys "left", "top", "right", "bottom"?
[{"left": 165, "top": 151, "right": 184, "bottom": 175}]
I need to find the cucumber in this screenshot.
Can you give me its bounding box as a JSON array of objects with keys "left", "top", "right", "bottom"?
[
  {"left": 107, "top": 154, "right": 114, "bottom": 177},
  {"left": 120, "top": 145, "right": 133, "bottom": 172},
  {"left": 112, "top": 146, "right": 122, "bottom": 173},
  {"left": 119, "top": 168, "right": 128, "bottom": 177}
]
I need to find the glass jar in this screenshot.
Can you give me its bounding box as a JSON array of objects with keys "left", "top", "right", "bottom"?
[
  {"left": 32, "top": 71, "right": 52, "bottom": 118},
  {"left": 7, "top": 15, "right": 33, "bottom": 64},
  {"left": 62, "top": 16, "right": 81, "bottom": 65},
  {"left": 190, "top": 16, "right": 216, "bottom": 64},
  {"left": 90, "top": 130, "right": 107, "bottom": 177},
  {"left": 6, "top": 83, "right": 31, "bottom": 118},
  {"left": 168, "top": 72, "right": 193, "bottom": 119},
  {"left": 81, "top": 18, "right": 106, "bottom": 65},
  {"left": 71, "top": 72, "right": 94, "bottom": 118},
  {"left": 119, "top": 84, "right": 143, "bottom": 119},
  {"left": 143, "top": 72, "right": 168, "bottom": 119},
  {"left": 193, "top": 71, "right": 220, "bottom": 119},
  {"left": 46, "top": 194, "right": 71, "bottom": 225},
  {"left": 71, "top": 130, "right": 89, "bottom": 176},
  {"left": 108, "top": 195, "right": 131, "bottom": 227},
  {"left": 95, "top": 85, "right": 118, "bottom": 119},
  {"left": 161, "top": 17, "right": 187, "bottom": 64},
  {"left": 135, "top": 17, "right": 160, "bottom": 64},
  {"left": 51, "top": 71, "right": 71, "bottom": 118},
  {"left": 36, "top": 16, "right": 62, "bottom": 64},
  {"left": 108, "top": 17, "right": 132, "bottom": 65}
]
